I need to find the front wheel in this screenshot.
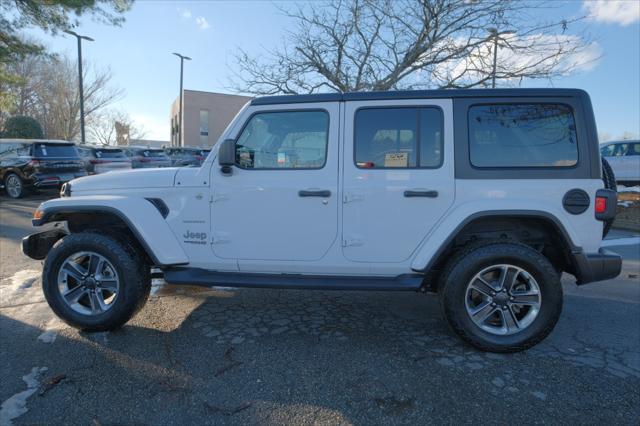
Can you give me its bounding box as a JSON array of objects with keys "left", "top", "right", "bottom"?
[
  {"left": 440, "top": 242, "right": 562, "bottom": 353},
  {"left": 42, "top": 232, "right": 151, "bottom": 331}
]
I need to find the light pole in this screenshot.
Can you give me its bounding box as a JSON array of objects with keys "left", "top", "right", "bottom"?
[
  {"left": 172, "top": 52, "right": 191, "bottom": 146},
  {"left": 487, "top": 28, "right": 516, "bottom": 89},
  {"left": 64, "top": 30, "right": 94, "bottom": 144}
]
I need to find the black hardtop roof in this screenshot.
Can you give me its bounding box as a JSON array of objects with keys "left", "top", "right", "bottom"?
[
  {"left": 0, "top": 138, "right": 74, "bottom": 145},
  {"left": 251, "top": 88, "right": 588, "bottom": 106}
]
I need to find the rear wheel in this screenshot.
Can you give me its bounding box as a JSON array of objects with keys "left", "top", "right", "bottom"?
[
  {"left": 42, "top": 232, "right": 151, "bottom": 331},
  {"left": 4, "top": 173, "right": 25, "bottom": 198},
  {"left": 440, "top": 241, "right": 562, "bottom": 353}
]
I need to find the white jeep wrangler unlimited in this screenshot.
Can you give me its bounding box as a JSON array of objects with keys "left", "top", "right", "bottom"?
[{"left": 23, "top": 89, "right": 621, "bottom": 352}]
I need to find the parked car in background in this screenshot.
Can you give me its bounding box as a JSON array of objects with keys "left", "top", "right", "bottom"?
[
  {"left": 0, "top": 139, "right": 87, "bottom": 198},
  {"left": 77, "top": 145, "right": 132, "bottom": 175},
  {"left": 600, "top": 140, "right": 640, "bottom": 185},
  {"left": 164, "top": 147, "right": 206, "bottom": 167},
  {"left": 121, "top": 146, "right": 172, "bottom": 169}
]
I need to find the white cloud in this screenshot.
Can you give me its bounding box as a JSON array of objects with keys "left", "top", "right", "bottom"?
[
  {"left": 131, "top": 114, "right": 169, "bottom": 142},
  {"left": 584, "top": 0, "right": 640, "bottom": 26},
  {"left": 196, "top": 16, "right": 210, "bottom": 30},
  {"left": 177, "top": 7, "right": 192, "bottom": 19},
  {"left": 432, "top": 33, "right": 601, "bottom": 87}
]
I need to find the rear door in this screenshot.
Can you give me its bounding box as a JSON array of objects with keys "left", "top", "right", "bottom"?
[
  {"left": 342, "top": 99, "right": 455, "bottom": 263},
  {"left": 211, "top": 103, "right": 340, "bottom": 264}
]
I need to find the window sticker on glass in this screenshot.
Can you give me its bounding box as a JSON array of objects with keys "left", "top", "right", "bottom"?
[
  {"left": 277, "top": 152, "right": 286, "bottom": 166},
  {"left": 384, "top": 152, "right": 408, "bottom": 167}
]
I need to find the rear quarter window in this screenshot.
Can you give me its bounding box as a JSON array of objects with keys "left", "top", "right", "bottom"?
[{"left": 468, "top": 104, "right": 578, "bottom": 168}]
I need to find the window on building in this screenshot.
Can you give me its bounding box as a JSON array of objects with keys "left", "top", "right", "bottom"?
[
  {"left": 200, "top": 110, "right": 209, "bottom": 144},
  {"left": 354, "top": 107, "right": 443, "bottom": 169},
  {"left": 468, "top": 104, "right": 578, "bottom": 168},
  {"left": 235, "top": 110, "right": 329, "bottom": 169}
]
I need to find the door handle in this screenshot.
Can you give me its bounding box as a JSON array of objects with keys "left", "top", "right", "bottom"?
[
  {"left": 404, "top": 189, "right": 438, "bottom": 198},
  {"left": 298, "top": 189, "right": 331, "bottom": 197}
]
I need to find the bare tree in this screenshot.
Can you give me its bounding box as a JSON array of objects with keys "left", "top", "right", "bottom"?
[
  {"left": 231, "top": 0, "right": 597, "bottom": 94},
  {"left": 88, "top": 108, "right": 146, "bottom": 145},
  {"left": 2, "top": 52, "right": 123, "bottom": 140}
]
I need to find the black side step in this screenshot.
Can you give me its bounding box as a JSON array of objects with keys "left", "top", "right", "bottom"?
[{"left": 162, "top": 268, "right": 424, "bottom": 291}]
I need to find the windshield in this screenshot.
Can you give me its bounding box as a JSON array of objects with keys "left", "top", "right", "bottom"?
[{"left": 33, "top": 144, "right": 79, "bottom": 158}]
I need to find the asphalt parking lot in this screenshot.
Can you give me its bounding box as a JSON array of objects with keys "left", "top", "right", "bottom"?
[{"left": 1, "top": 192, "right": 639, "bottom": 425}]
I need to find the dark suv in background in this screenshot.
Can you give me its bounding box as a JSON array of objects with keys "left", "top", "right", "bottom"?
[
  {"left": 77, "top": 145, "right": 132, "bottom": 175},
  {"left": 0, "top": 139, "right": 87, "bottom": 198},
  {"left": 121, "top": 146, "right": 172, "bottom": 169}
]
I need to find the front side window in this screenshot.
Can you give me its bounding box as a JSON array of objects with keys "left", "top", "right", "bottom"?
[
  {"left": 468, "top": 104, "right": 578, "bottom": 168},
  {"left": 235, "top": 110, "right": 329, "bottom": 169},
  {"left": 627, "top": 143, "right": 640, "bottom": 156},
  {"left": 354, "top": 107, "right": 443, "bottom": 169}
]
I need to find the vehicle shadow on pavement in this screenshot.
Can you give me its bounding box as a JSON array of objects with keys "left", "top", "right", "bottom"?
[{"left": 2, "top": 284, "right": 639, "bottom": 425}]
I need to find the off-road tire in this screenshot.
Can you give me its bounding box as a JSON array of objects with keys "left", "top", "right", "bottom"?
[
  {"left": 440, "top": 241, "right": 563, "bottom": 353},
  {"left": 601, "top": 157, "right": 617, "bottom": 238},
  {"left": 42, "top": 232, "right": 151, "bottom": 331}
]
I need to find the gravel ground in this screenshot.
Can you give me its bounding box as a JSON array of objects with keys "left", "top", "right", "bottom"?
[{"left": 1, "top": 193, "right": 639, "bottom": 425}]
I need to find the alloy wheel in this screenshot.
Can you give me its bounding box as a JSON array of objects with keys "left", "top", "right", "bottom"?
[
  {"left": 56, "top": 251, "right": 120, "bottom": 315},
  {"left": 464, "top": 264, "right": 542, "bottom": 336},
  {"left": 5, "top": 175, "right": 22, "bottom": 198}
]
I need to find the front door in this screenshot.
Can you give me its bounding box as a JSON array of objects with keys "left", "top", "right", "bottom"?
[
  {"left": 211, "top": 104, "right": 339, "bottom": 263},
  {"left": 342, "top": 99, "right": 455, "bottom": 263}
]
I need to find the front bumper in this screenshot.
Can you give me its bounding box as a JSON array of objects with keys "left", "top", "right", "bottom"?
[
  {"left": 22, "top": 228, "right": 67, "bottom": 260},
  {"left": 573, "top": 248, "right": 622, "bottom": 285}
]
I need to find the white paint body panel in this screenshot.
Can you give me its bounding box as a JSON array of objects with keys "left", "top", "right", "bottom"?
[
  {"left": 342, "top": 99, "right": 455, "bottom": 263},
  {"left": 40, "top": 97, "right": 607, "bottom": 278},
  {"left": 37, "top": 195, "right": 189, "bottom": 265},
  {"left": 210, "top": 102, "right": 340, "bottom": 263}
]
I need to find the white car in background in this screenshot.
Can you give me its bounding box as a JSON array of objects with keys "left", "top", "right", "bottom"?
[{"left": 600, "top": 140, "right": 640, "bottom": 185}]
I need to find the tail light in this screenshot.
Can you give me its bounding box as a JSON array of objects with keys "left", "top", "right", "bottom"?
[
  {"left": 90, "top": 159, "right": 107, "bottom": 164},
  {"left": 28, "top": 159, "right": 40, "bottom": 167},
  {"left": 594, "top": 189, "right": 616, "bottom": 221},
  {"left": 139, "top": 157, "right": 151, "bottom": 163}
]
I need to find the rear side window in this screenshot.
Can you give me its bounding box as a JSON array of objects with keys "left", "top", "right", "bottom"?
[
  {"left": 354, "top": 107, "right": 443, "bottom": 169},
  {"left": 468, "top": 104, "right": 578, "bottom": 168},
  {"left": 33, "top": 144, "right": 79, "bottom": 158},
  {"left": 95, "top": 149, "right": 125, "bottom": 158},
  {"left": 142, "top": 150, "right": 167, "bottom": 157}
]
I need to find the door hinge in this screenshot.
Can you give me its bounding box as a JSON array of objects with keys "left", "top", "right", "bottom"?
[
  {"left": 211, "top": 232, "right": 230, "bottom": 244},
  {"left": 342, "top": 237, "right": 363, "bottom": 247},
  {"left": 343, "top": 192, "right": 364, "bottom": 203},
  {"left": 211, "top": 191, "right": 230, "bottom": 203}
]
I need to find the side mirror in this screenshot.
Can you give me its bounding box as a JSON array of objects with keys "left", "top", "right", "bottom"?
[{"left": 218, "top": 139, "right": 235, "bottom": 166}]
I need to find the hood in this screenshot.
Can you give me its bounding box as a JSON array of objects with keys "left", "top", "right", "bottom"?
[{"left": 70, "top": 168, "right": 179, "bottom": 192}]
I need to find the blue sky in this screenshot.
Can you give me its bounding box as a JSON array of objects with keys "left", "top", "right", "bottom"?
[{"left": 25, "top": 0, "right": 640, "bottom": 141}]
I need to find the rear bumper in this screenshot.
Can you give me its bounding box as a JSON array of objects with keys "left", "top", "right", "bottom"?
[
  {"left": 573, "top": 248, "right": 622, "bottom": 285},
  {"left": 31, "top": 171, "right": 87, "bottom": 187}
]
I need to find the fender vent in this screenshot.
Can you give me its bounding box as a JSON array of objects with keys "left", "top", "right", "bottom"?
[
  {"left": 145, "top": 198, "right": 169, "bottom": 218},
  {"left": 563, "top": 189, "right": 590, "bottom": 215}
]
